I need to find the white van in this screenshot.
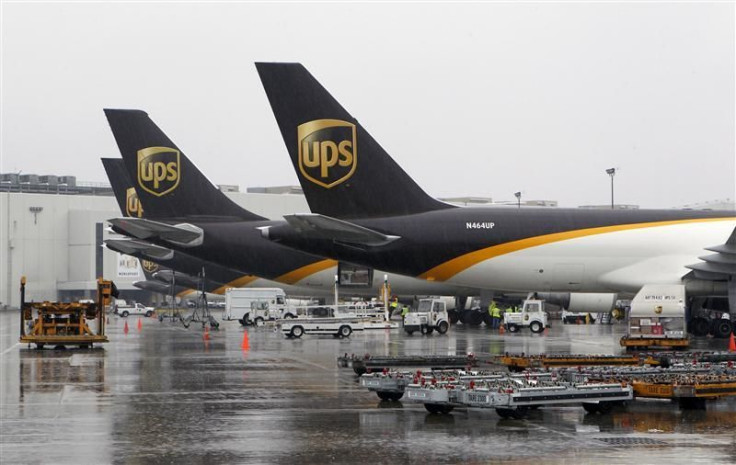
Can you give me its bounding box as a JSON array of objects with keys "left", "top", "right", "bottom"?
[{"left": 223, "top": 288, "right": 286, "bottom": 325}]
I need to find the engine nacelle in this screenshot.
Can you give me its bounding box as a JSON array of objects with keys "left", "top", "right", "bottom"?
[
  {"left": 567, "top": 293, "right": 617, "bottom": 313},
  {"left": 536, "top": 293, "right": 617, "bottom": 313}
]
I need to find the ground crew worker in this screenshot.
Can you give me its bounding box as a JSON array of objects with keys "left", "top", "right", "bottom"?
[
  {"left": 389, "top": 298, "right": 399, "bottom": 317},
  {"left": 401, "top": 305, "right": 410, "bottom": 326},
  {"left": 489, "top": 300, "right": 502, "bottom": 329}
]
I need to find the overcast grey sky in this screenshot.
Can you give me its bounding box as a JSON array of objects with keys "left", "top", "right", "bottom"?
[{"left": 2, "top": 2, "right": 734, "bottom": 208}]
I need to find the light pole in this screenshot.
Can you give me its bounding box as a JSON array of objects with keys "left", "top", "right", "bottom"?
[
  {"left": 605, "top": 168, "right": 616, "bottom": 209},
  {"left": 514, "top": 191, "right": 521, "bottom": 209}
]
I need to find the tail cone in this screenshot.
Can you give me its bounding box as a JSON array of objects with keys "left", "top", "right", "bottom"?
[
  {"left": 729, "top": 332, "right": 735, "bottom": 353},
  {"left": 123, "top": 320, "right": 129, "bottom": 334}
]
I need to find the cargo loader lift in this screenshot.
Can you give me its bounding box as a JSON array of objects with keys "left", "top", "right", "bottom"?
[{"left": 19, "top": 277, "right": 115, "bottom": 349}]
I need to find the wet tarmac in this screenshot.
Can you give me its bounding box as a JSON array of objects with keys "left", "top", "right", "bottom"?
[{"left": 1, "top": 310, "right": 735, "bottom": 464}]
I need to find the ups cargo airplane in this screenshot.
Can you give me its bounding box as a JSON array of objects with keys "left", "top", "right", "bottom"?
[
  {"left": 255, "top": 63, "right": 736, "bottom": 308},
  {"left": 103, "top": 109, "right": 472, "bottom": 300}
]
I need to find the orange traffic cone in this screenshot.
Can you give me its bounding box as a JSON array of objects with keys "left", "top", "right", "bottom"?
[
  {"left": 123, "top": 320, "right": 129, "bottom": 334},
  {"left": 499, "top": 324, "right": 505, "bottom": 334},
  {"left": 137, "top": 318, "right": 142, "bottom": 331},
  {"left": 241, "top": 330, "right": 250, "bottom": 350},
  {"left": 203, "top": 325, "right": 210, "bottom": 341},
  {"left": 728, "top": 332, "right": 735, "bottom": 353}
]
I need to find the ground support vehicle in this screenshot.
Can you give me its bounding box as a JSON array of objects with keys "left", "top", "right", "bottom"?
[
  {"left": 498, "top": 351, "right": 736, "bottom": 372},
  {"left": 242, "top": 300, "right": 285, "bottom": 326},
  {"left": 497, "top": 354, "right": 661, "bottom": 372},
  {"left": 503, "top": 299, "right": 549, "bottom": 333},
  {"left": 571, "top": 364, "right": 736, "bottom": 409},
  {"left": 339, "top": 354, "right": 478, "bottom": 375},
  {"left": 403, "top": 299, "right": 450, "bottom": 335},
  {"left": 403, "top": 372, "right": 632, "bottom": 417},
  {"left": 620, "top": 284, "right": 689, "bottom": 350},
  {"left": 630, "top": 374, "right": 736, "bottom": 409},
  {"left": 20, "top": 277, "right": 113, "bottom": 349},
  {"left": 280, "top": 315, "right": 364, "bottom": 338},
  {"left": 222, "top": 288, "right": 286, "bottom": 325},
  {"left": 359, "top": 360, "right": 736, "bottom": 413},
  {"left": 114, "top": 302, "right": 154, "bottom": 317},
  {"left": 360, "top": 372, "right": 411, "bottom": 401}
]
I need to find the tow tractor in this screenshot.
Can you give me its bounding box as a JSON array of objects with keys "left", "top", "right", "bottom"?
[
  {"left": 403, "top": 298, "right": 450, "bottom": 335},
  {"left": 503, "top": 299, "right": 549, "bottom": 333}
]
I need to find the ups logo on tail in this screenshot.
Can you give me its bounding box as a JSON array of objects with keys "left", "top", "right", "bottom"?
[
  {"left": 137, "top": 147, "right": 180, "bottom": 196},
  {"left": 125, "top": 188, "right": 143, "bottom": 218},
  {"left": 141, "top": 260, "right": 159, "bottom": 274},
  {"left": 298, "top": 119, "right": 356, "bottom": 188}
]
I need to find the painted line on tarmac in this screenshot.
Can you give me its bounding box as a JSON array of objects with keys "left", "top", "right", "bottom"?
[{"left": 1, "top": 343, "right": 21, "bottom": 355}]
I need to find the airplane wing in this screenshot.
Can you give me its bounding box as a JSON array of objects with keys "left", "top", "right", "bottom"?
[
  {"left": 282, "top": 213, "right": 400, "bottom": 247},
  {"left": 108, "top": 218, "right": 203, "bottom": 247},
  {"left": 686, "top": 226, "right": 736, "bottom": 280},
  {"left": 105, "top": 238, "right": 174, "bottom": 260}
]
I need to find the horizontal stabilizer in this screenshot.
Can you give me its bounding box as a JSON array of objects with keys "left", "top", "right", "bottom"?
[
  {"left": 108, "top": 217, "right": 203, "bottom": 247},
  {"left": 153, "top": 269, "right": 200, "bottom": 287},
  {"left": 697, "top": 253, "right": 736, "bottom": 265},
  {"left": 689, "top": 269, "right": 729, "bottom": 281},
  {"left": 688, "top": 226, "right": 736, "bottom": 280},
  {"left": 105, "top": 239, "right": 174, "bottom": 260},
  {"left": 283, "top": 213, "right": 400, "bottom": 247},
  {"left": 686, "top": 261, "right": 736, "bottom": 276},
  {"left": 133, "top": 280, "right": 176, "bottom": 293},
  {"left": 705, "top": 244, "right": 736, "bottom": 255}
]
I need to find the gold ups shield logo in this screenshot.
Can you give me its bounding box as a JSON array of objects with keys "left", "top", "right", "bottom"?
[
  {"left": 125, "top": 188, "right": 143, "bottom": 218},
  {"left": 141, "top": 260, "right": 159, "bottom": 274},
  {"left": 137, "top": 147, "right": 180, "bottom": 196},
  {"left": 298, "top": 119, "right": 356, "bottom": 188}
]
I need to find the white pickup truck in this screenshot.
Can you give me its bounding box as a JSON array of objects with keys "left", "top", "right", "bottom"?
[{"left": 114, "top": 301, "right": 154, "bottom": 317}]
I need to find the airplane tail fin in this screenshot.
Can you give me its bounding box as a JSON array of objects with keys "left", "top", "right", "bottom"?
[
  {"left": 102, "top": 158, "right": 145, "bottom": 218},
  {"left": 256, "top": 63, "right": 453, "bottom": 219},
  {"left": 104, "top": 109, "right": 266, "bottom": 221}
]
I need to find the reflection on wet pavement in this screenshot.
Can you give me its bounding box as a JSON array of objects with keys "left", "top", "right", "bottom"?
[{"left": 1, "top": 312, "right": 734, "bottom": 464}]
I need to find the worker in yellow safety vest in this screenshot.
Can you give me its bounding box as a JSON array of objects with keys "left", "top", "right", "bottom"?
[
  {"left": 389, "top": 298, "right": 399, "bottom": 317},
  {"left": 401, "top": 305, "right": 410, "bottom": 318},
  {"left": 489, "top": 301, "right": 502, "bottom": 329}
]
